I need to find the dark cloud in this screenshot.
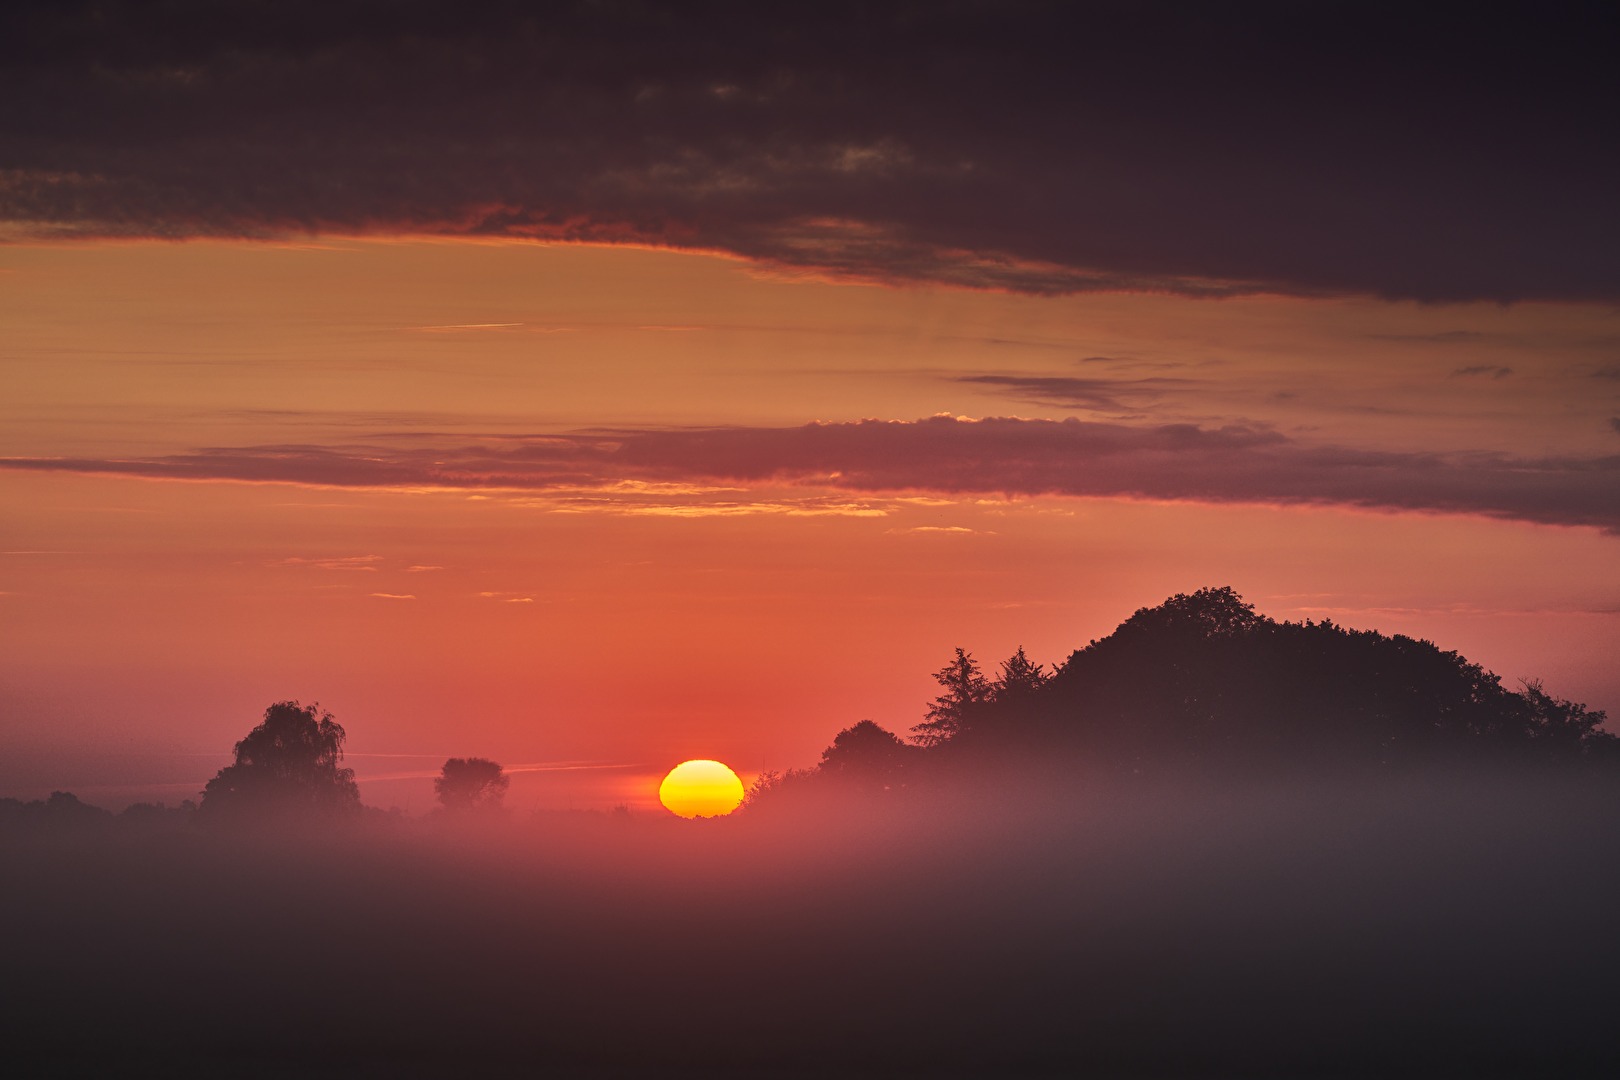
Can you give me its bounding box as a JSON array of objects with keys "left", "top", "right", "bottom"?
[
  {"left": 1608, "top": 417, "right": 1620, "bottom": 436},
  {"left": 1, "top": 1, "right": 1616, "bottom": 300},
  {"left": 954, "top": 373, "right": 1191, "bottom": 412},
  {"left": 1451, "top": 365, "right": 1514, "bottom": 379},
  {"left": 1369, "top": 331, "right": 1492, "bottom": 345},
  {"left": 6, "top": 416, "right": 1618, "bottom": 532}
]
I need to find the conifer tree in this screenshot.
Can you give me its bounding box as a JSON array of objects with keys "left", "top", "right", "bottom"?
[{"left": 912, "top": 648, "right": 992, "bottom": 747}]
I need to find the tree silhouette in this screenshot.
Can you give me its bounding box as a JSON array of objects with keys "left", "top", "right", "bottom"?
[
  {"left": 1013, "top": 587, "right": 1617, "bottom": 771},
  {"left": 994, "top": 646, "right": 1049, "bottom": 700},
  {"left": 758, "top": 587, "right": 1616, "bottom": 816},
  {"left": 887, "top": 588, "right": 1616, "bottom": 778},
  {"left": 911, "top": 648, "right": 992, "bottom": 747},
  {"left": 0, "top": 791, "right": 114, "bottom": 832},
  {"left": 738, "top": 767, "right": 817, "bottom": 813},
  {"left": 1115, "top": 586, "right": 1263, "bottom": 639},
  {"left": 199, "top": 701, "right": 361, "bottom": 824},
  {"left": 435, "top": 757, "right": 510, "bottom": 813},
  {"left": 820, "top": 720, "right": 916, "bottom": 789},
  {"left": 945, "top": 646, "right": 1053, "bottom": 749},
  {"left": 1518, "top": 680, "right": 1615, "bottom": 759}
]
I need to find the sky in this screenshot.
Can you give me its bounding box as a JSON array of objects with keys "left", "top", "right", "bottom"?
[{"left": 2, "top": 2, "right": 1617, "bottom": 811}]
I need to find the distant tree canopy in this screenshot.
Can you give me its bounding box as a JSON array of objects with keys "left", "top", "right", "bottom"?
[
  {"left": 0, "top": 793, "right": 194, "bottom": 834},
  {"left": 0, "top": 791, "right": 115, "bottom": 832},
  {"left": 943, "top": 587, "right": 1616, "bottom": 771},
  {"left": 739, "top": 720, "right": 919, "bottom": 813},
  {"left": 746, "top": 587, "right": 1615, "bottom": 811},
  {"left": 435, "top": 757, "right": 510, "bottom": 813},
  {"left": 820, "top": 720, "right": 918, "bottom": 785},
  {"left": 199, "top": 701, "right": 361, "bottom": 824}
]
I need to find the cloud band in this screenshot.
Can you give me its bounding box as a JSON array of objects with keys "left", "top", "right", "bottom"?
[{"left": 5, "top": 416, "right": 1616, "bottom": 532}]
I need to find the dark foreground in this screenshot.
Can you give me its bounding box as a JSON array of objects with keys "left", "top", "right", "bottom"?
[{"left": 6, "top": 770, "right": 1620, "bottom": 1078}]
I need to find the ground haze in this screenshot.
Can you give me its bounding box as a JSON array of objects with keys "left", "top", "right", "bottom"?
[{"left": 6, "top": 768, "right": 1619, "bottom": 1077}]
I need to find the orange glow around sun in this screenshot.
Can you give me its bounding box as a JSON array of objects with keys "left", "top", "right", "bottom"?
[{"left": 658, "top": 760, "right": 746, "bottom": 818}]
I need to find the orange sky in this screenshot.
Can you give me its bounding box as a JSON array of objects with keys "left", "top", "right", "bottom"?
[{"left": 3, "top": 239, "right": 1618, "bottom": 811}]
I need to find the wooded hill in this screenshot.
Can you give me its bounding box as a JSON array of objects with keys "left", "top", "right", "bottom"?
[{"left": 748, "top": 587, "right": 1613, "bottom": 807}]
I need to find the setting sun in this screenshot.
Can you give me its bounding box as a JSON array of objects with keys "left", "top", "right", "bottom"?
[{"left": 658, "top": 760, "right": 746, "bottom": 818}]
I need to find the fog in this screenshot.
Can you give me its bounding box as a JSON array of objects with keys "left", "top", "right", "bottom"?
[{"left": 6, "top": 769, "right": 1620, "bottom": 1078}]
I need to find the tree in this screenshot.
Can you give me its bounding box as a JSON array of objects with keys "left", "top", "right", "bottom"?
[
  {"left": 1519, "top": 680, "right": 1615, "bottom": 758},
  {"left": 435, "top": 757, "right": 510, "bottom": 813},
  {"left": 994, "top": 647, "right": 1049, "bottom": 701},
  {"left": 912, "top": 648, "right": 992, "bottom": 747},
  {"left": 822, "top": 720, "right": 908, "bottom": 770},
  {"left": 820, "top": 720, "right": 915, "bottom": 788},
  {"left": 737, "top": 767, "right": 817, "bottom": 814},
  {"left": 1117, "top": 586, "right": 1263, "bottom": 639},
  {"left": 199, "top": 701, "right": 361, "bottom": 824}
]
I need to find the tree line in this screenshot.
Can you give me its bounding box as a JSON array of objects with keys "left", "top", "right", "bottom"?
[
  {"left": 194, "top": 701, "right": 513, "bottom": 824},
  {"left": 743, "top": 586, "right": 1615, "bottom": 810},
  {"left": 6, "top": 586, "right": 1611, "bottom": 829},
  {"left": 1, "top": 703, "right": 513, "bottom": 831}
]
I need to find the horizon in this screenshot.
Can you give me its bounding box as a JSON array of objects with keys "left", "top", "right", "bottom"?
[
  {"left": 5, "top": 580, "right": 1614, "bottom": 814},
  {"left": 3, "top": 4, "right": 1618, "bottom": 816}
]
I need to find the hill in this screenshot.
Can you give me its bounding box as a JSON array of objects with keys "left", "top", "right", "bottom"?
[{"left": 749, "top": 587, "right": 1613, "bottom": 808}]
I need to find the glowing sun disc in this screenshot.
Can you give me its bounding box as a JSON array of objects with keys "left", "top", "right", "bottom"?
[{"left": 659, "top": 759, "right": 745, "bottom": 818}]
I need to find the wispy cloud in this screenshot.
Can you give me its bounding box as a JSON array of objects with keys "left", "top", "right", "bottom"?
[
  {"left": 1451, "top": 365, "right": 1513, "bottom": 379},
  {"left": 1287, "top": 602, "right": 1620, "bottom": 619},
  {"left": 1368, "top": 330, "right": 1492, "bottom": 345},
  {"left": 537, "top": 497, "right": 890, "bottom": 519},
  {"left": 955, "top": 373, "right": 1193, "bottom": 413},
  {"left": 275, "top": 555, "right": 383, "bottom": 571},
  {"left": 368, "top": 593, "right": 416, "bottom": 601},
  {"left": 888, "top": 526, "right": 988, "bottom": 535},
  {"left": 405, "top": 323, "right": 524, "bottom": 332}
]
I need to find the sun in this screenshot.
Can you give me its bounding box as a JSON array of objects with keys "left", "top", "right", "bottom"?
[{"left": 658, "top": 759, "right": 746, "bottom": 818}]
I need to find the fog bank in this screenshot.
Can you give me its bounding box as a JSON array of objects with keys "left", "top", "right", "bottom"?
[{"left": 6, "top": 771, "right": 1620, "bottom": 1077}]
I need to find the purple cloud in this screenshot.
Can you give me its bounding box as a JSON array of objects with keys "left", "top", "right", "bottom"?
[{"left": 5, "top": 416, "right": 1617, "bottom": 532}]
